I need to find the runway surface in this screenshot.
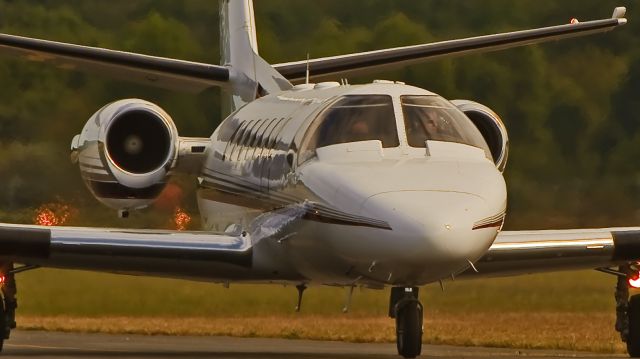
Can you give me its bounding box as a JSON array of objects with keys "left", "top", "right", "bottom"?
[{"left": 0, "top": 330, "right": 626, "bottom": 358}]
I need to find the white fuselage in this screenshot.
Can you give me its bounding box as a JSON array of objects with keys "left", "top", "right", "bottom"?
[{"left": 198, "top": 82, "right": 507, "bottom": 286}]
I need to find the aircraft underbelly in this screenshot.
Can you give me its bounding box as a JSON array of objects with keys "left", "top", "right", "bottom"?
[
  {"left": 195, "top": 195, "right": 468, "bottom": 285},
  {"left": 289, "top": 221, "right": 481, "bottom": 285}
]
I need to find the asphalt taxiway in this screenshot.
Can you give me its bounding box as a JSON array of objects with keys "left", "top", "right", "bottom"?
[{"left": 0, "top": 330, "right": 626, "bottom": 358}]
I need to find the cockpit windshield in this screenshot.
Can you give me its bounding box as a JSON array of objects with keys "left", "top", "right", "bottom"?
[
  {"left": 299, "top": 95, "right": 399, "bottom": 162},
  {"left": 402, "top": 96, "right": 492, "bottom": 159}
]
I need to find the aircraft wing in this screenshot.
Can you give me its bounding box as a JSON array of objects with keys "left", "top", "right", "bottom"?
[
  {"left": 0, "top": 203, "right": 311, "bottom": 279},
  {"left": 0, "top": 222, "right": 253, "bottom": 279},
  {"left": 274, "top": 7, "right": 627, "bottom": 83},
  {"left": 0, "top": 33, "right": 230, "bottom": 93},
  {"left": 461, "top": 227, "right": 640, "bottom": 278}
]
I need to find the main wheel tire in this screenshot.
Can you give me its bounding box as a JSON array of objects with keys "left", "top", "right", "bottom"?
[
  {"left": 396, "top": 299, "right": 423, "bottom": 358},
  {"left": 0, "top": 294, "right": 6, "bottom": 352},
  {"left": 628, "top": 295, "right": 640, "bottom": 357}
]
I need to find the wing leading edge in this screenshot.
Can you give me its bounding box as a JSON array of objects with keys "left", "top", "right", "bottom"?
[
  {"left": 275, "top": 7, "right": 627, "bottom": 83},
  {"left": 461, "top": 227, "right": 640, "bottom": 278}
]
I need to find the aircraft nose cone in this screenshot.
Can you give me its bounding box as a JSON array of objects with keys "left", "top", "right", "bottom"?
[{"left": 361, "top": 191, "right": 495, "bottom": 270}]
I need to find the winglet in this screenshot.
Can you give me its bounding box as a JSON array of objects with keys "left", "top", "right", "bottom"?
[{"left": 613, "top": 6, "right": 627, "bottom": 25}]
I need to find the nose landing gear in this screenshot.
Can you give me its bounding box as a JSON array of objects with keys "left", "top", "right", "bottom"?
[{"left": 390, "top": 287, "right": 423, "bottom": 358}]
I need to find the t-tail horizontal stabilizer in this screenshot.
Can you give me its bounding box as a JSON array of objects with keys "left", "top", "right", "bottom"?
[
  {"left": 0, "top": 0, "right": 293, "bottom": 102},
  {"left": 274, "top": 7, "right": 628, "bottom": 83}
]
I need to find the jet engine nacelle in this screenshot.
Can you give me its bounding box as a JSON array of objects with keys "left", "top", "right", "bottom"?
[
  {"left": 70, "top": 99, "right": 179, "bottom": 211},
  {"left": 451, "top": 100, "right": 509, "bottom": 172}
]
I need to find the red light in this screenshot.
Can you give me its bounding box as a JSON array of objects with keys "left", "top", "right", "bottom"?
[
  {"left": 570, "top": 18, "right": 580, "bottom": 24},
  {"left": 34, "top": 202, "right": 75, "bottom": 226},
  {"left": 0, "top": 276, "right": 6, "bottom": 285},
  {"left": 629, "top": 276, "right": 640, "bottom": 289},
  {"left": 34, "top": 208, "right": 58, "bottom": 226},
  {"left": 174, "top": 207, "right": 192, "bottom": 231}
]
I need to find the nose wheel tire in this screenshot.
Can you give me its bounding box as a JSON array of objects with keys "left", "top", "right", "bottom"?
[
  {"left": 627, "top": 295, "right": 640, "bottom": 357},
  {"left": 395, "top": 299, "right": 423, "bottom": 358}
]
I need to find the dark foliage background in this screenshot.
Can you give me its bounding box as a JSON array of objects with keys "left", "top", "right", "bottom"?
[{"left": 0, "top": 0, "right": 637, "bottom": 230}]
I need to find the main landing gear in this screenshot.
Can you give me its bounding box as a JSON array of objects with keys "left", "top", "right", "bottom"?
[
  {"left": 389, "top": 287, "right": 423, "bottom": 358},
  {"left": 0, "top": 263, "right": 18, "bottom": 352},
  {"left": 606, "top": 264, "right": 640, "bottom": 357}
]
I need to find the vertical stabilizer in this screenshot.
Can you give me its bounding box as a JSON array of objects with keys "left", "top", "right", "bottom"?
[
  {"left": 220, "top": 0, "right": 259, "bottom": 68},
  {"left": 220, "top": 0, "right": 292, "bottom": 113}
]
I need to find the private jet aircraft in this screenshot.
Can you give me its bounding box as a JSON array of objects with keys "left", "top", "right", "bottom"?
[{"left": 0, "top": 1, "right": 634, "bottom": 358}]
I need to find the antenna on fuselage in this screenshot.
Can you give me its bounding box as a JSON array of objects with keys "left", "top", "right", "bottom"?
[{"left": 305, "top": 53, "right": 311, "bottom": 85}]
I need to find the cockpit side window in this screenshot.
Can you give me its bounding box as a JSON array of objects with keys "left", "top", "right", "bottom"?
[
  {"left": 299, "top": 95, "right": 399, "bottom": 163},
  {"left": 401, "top": 96, "right": 492, "bottom": 159}
]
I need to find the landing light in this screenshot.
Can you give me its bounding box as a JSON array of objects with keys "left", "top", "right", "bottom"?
[
  {"left": 628, "top": 276, "right": 640, "bottom": 289},
  {"left": 0, "top": 275, "right": 6, "bottom": 286}
]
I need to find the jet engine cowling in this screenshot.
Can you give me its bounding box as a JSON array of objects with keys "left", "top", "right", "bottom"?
[
  {"left": 451, "top": 100, "right": 509, "bottom": 172},
  {"left": 71, "top": 99, "right": 179, "bottom": 211}
]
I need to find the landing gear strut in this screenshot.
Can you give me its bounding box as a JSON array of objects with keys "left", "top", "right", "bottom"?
[{"left": 389, "top": 287, "right": 423, "bottom": 358}]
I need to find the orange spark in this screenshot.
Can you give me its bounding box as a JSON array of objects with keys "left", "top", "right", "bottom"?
[
  {"left": 174, "top": 207, "right": 192, "bottom": 231},
  {"left": 34, "top": 202, "right": 75, "bottom": 226}
]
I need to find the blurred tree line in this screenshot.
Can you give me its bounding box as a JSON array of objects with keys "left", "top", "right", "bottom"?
[{"left": 0, "top": 0, "right": 636, "bottom": 230}]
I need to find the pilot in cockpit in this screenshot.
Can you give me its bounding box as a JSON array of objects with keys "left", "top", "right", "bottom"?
[
  {"left": 347, "top": 118, "right": 371, "bottom": 142},
  {"left": 406, "top": 107, "right": 442, "bottom": 145},
  {"left": 423, "top": 108, "right": 441, "bottom": 137}
]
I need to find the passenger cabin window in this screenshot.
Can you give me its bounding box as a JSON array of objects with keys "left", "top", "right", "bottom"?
[
  {"left": 401, "top": 96, "right": 492, "bottom": 159},
  {"left": 300, "top": 95, "right": 399, "bottom": 162}
]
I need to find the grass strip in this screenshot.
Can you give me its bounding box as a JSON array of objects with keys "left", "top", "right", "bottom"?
[{"left": 17, "top": 312, "right": 625, "bottom": 354}]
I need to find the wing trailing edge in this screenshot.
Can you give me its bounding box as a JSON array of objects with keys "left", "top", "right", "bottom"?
[{"left": 275, "top": 7, "right": 627, "bottom": 83}]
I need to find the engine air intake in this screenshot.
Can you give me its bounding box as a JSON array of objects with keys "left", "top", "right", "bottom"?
[
  {"left": 106, "top": 110, "right": 172, "bottom": 174},
  {"left": 451, "top": 100, "right": 509, "bottom": 172},
  {"left": 72, "top": 99, "right": 179, "bottom": 211}
]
